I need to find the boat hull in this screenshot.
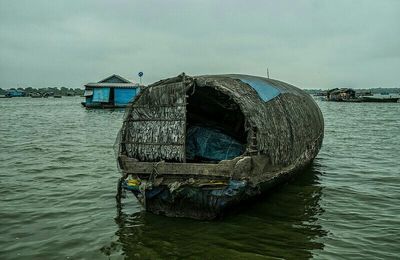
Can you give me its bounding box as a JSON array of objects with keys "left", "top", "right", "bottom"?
[
  {"left": 360, "top": 97, "right": 399, "bottom": 103},
  {"left": 81, "top": 102, "right": 127, "bottom": 109},
  {"left": 326, "top": 97, "right": 400, "bottom": 103},
  {"left": 127, "top": 166, "right": 302, "bottom": 220},
  {"left": 138, "top": 181, "right": 247, "bottom": 220}
]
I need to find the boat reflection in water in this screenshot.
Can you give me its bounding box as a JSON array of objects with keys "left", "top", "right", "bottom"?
[{"left": 102, "top": 161, "right": 327, "bottom": 259}]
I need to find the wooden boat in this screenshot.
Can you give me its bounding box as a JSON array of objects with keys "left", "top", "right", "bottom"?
[
  {"left": 359, "top": 96, "right": 399, "bottom": 103},
  {"left": 115, "top": 73, "right": 324, "bottom": 219},
  {"left": 30, "top": 93, "right": 42, "bottom": 98}
]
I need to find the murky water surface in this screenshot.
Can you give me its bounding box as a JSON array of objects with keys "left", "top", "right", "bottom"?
[{"left": 0, "top": 97, "right": 399, "bottom": 259}]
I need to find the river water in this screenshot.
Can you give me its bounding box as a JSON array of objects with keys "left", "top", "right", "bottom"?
[{"left": 0, "top": 97, "right": 399, "bottom": 259}]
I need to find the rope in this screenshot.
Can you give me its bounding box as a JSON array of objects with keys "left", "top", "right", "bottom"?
[
  {"left": 115, "top": 176, "right": 125, "bottom": 210},
  {"left": 140, "top": 161, "right": 163, "bottom": 209},
  {"left": 149, "top": 161, "right": 162, "bottom": 184}
]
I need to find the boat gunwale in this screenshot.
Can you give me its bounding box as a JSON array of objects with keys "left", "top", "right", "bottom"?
[{"left": 118, "top": 155, "right": 240, "bottom": 178}]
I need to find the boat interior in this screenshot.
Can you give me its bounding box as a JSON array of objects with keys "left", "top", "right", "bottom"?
[{"left": 185, "top": 85, "right": 247, "bottom": 163}]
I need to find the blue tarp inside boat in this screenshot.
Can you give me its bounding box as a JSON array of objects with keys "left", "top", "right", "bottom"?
[{"left": 186, "top": 126, "right": 244, "bottom": 161}]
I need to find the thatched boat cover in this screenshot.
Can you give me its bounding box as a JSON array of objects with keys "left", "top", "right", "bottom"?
[{"left": 116, "top": 73, "right": 323, "bottom": 169}]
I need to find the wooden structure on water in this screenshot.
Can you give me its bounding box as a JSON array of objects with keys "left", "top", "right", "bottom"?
[
  {"left": 326, "top": 88, "right": 399, "bottom": 103},
  {"left": 5, "top": 89, "right": 26, "bottom": 97},
  {"left": 116, "top": 73, "right": 324, "bottom": 219},
  {"left": 326, "top": 88, "right": 356, "bottom": 101},
  {"left": 82, "top": 74, "right": 141, "bottom": 108}
]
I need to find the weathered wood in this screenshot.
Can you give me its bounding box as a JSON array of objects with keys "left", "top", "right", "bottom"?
[
  {"left": 181, "top": 73, "right": 187, "bottom": 163},
  {"left": 121, "top": 141, "right": 184, "bottom": 146},
  {"left": 119, "top": 155, "right": 234, "bottom": 177},
  {"left": 124, "top": 118, "right": 184, "bottom": 122},
  {"left": 121, "top": 80, "right": 188, "bottom": 162},
  {"left": 131, "top": 103, "right": 186, "bottom": 108}
]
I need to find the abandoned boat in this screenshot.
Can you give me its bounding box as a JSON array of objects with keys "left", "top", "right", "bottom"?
[{"left": 116, "top": 73, "right": 324, "bottom": 219}]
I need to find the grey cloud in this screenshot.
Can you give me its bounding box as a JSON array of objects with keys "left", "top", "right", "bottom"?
[{"left": 0, "top": 0, "right": 399, "bottom": 89}]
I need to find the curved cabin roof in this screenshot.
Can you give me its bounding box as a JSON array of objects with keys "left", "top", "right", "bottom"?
[
  {"left": 190, "top": 75, "right": 323, "bottom": 165},
  {"left": 148, "top": 73, "right": 306, "bottom": 102},
  {"left": 123, "top": 73, "right": 324, "bottom": 167}
]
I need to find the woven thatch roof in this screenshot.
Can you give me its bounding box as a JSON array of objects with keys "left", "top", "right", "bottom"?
[{"left": 118, "top": 73, "right": 323, "bottom": 168}]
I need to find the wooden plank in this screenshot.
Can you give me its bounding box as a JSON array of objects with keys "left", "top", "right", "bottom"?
[
  {"left": 131, "top": 103, "right": 186, "bottom": 108},
  {"left": 182, "top": 74, "right": 187, "bottom": 163},
  {"left": 124, "top": 118, "right": 184, "bottom": 122},
  {"left": 119, "top": 156, "right": 234, "bottom": 177},
  {"left": 121, "top": 141, "right": 184, "bottom": 146}
]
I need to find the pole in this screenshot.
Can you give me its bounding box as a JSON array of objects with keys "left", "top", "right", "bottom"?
[{"left": 138, "top": 72, "right": 144, "bottom": 85}]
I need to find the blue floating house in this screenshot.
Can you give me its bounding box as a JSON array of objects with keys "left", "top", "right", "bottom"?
[
  {"left": 82, "top": 74, "right": 141, "bottom": 108},
  {"left": 5, "top": 89, "right": 26, "bottom": 97}
]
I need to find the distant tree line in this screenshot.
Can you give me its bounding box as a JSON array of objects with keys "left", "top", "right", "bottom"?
[{"left": 0, "top": 87, "right": 84, "bottom": 96}]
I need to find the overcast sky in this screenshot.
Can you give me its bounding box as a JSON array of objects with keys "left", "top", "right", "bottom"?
[{"left": 0, "top": 0, "right": 399, "bottom": 89}]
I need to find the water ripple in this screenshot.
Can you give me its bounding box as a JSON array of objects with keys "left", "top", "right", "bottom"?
[{"left": 0, "top": 97, "right": 399, "bottom": 259}]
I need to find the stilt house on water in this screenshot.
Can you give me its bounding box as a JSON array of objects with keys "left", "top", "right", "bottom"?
[
  {"left": 5, "top": 89, "right": 26, "bottom": 97},
  {"left": 326, "top": 88, "right": 356, "bottom": 101},
  {"left": 116, "top": 73, "right": 324, "bottom": 220},
  {"left": 82, "top": 74, "right": 141, "bottom": 108}
]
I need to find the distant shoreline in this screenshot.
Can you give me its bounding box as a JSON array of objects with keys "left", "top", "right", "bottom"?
[{"left": 0, "top": 87, "right": 84, "bottom": 97}]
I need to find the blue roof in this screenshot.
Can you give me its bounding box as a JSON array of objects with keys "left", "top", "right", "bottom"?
[{"left": 228, "top": 75, "right": 282, "bottom": 101}]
